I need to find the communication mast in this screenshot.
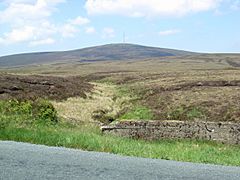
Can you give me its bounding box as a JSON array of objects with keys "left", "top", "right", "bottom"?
[{"left": 123, "top": 32, "right": 125, "bottom": 43}]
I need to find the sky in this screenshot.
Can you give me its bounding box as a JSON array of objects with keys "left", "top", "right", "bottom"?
[{"left": 0, "top": 0, "right": 240, "bottom": 56}]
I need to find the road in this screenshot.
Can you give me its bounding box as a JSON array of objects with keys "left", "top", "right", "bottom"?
[{"left": 0, "top": 141, "right": 240, "bottom": 180}]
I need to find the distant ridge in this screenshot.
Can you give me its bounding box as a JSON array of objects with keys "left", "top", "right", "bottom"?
[{"left": 0, "top": 43, "right": 196, "bottom": 67}]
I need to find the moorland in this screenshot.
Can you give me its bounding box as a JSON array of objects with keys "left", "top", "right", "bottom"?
[{"left": 1, "top": 43, "right": 240, "bottom": 166}]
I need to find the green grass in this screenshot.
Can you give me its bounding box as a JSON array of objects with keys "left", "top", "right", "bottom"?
[
  {"left": 1, "top": 99, "right": 240, "bottom": 166},
  {"left": 120, "top": 106, "right": 154, "bottom": 120},
  {"left": 1, "top": 124, "right": 240, "bottom": 166},
  {"left": 167, "top": 105, "right": 205, "bottom": 121},
  {"left": 0, "top": 99, "right": 58, "bottom": 128}
]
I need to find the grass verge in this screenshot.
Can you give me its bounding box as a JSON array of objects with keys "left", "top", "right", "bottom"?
[
  {"left": 1, "top": 99, "right": 240, "bottom": 167},
  {"left": 1, "top": 124, "right": 240, "bottom": 167}
]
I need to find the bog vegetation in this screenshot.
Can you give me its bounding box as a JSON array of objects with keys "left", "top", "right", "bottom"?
[
  {"left": 0, "top": 99, "right": 58, "bottom": 128},
  {"left": 1, "top": 54, "right": 240, "bottom": 166},
  {"left": 1, "top": 98, "right": 240, "bottom": 166}
]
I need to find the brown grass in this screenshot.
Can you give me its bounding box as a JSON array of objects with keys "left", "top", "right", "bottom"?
[
  {"left": 1, "top": 54, "right": 240, "bottom": 123},
  {"left": 52, "top": 83, "right": 133, "bottom": 125}
]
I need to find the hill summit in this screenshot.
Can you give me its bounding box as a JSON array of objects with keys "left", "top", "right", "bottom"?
[{"left": 0, "top": 43, "right": 195, "bottom": 67}]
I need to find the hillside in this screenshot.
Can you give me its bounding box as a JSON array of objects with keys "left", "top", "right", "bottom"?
[{"left": 0, "top": 43, "right": 196, "bottom": 67}]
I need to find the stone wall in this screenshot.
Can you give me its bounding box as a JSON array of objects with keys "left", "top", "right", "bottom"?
[{"left": 101, "top": 120, "right": 240, "bottom": 144}]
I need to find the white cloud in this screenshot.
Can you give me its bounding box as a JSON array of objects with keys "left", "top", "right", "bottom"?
[
  {"left": 0, "top": 0, "right": 64, "bottom": 45},
  {"left": 159, "top": 29, "right": 181, "bottom": 36},
  {"left": 0, "top": 0, "right": 65, "bottom": 24},
  {"left": 69, "top": 16, "right": 90, "bottom": 26},
  {"left": 0, "top": 0, "right": 90, "bottom": 45},
  {"left": 30, "top": 38, "right": 55, "bottom": 46},
  {"left": 0, "top": 37, "right": 4, "bottom": 44},
  {"left": 231, "top": 0, "right": 240, "bottom": 10},
  {"left": 85, "top": 0, "right": 222, "bottom": 17},
  {"left": 2, "top": 0, "right": 64, "bottom": 3},
  {"left": 102, "top": 27, "right": 115, "bottom": 38},
  {"left": 2, "top": 0, "right": 33, "bottom": 3},
  {"left": 0, "top": 20, "right": 57, "bottom": 45},
  {"left": 85, "top": 27, "right": 96, "bottom": 34},
  {"left": 61, "top": 24, "right": 78, "bottom": 38},
  {"left": 60, "top": 16, "right": 91, "bottom": 38},
  {"left": 2, "top": 26, "right": 35, "bottom": 44},
  {"left": 1, "top": 25, "right": 57, "bottom": 45}
]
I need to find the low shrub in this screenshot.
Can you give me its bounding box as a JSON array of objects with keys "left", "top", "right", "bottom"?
[
  {"left": 33, "top": 99, "right": 58, "bottom": 124},
  {"left": 0, "top": 99, "right": 58, "bottom": 127}
]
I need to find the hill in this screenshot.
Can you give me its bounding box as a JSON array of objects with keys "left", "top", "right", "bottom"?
[{"left": 0, "top": 43, "right": 196, "bottom": 67}]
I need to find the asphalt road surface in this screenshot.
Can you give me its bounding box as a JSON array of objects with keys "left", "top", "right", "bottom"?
[{"left": 1, "top": 141, "right": 240, "bottom": 180}]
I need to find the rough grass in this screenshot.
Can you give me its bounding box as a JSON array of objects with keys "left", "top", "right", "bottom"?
[
  {"left": 1, "top": 91, "right": 240, "bottom": 166},
  {"left": 167, "top": 106, "right": 205, "bottom": 121},
  {"left": 1, "top": 56, "right": 240, "bottom": 166},
  {"left": 2, "top": 54, "right": 239, "bottom": 76},
  {"left": 0, "top": 99, "right": 58, "bottom": 128},
  {"left": 120, "top": 106, "right": 154, "bottom": 120},
  {"left": 1, "top": 124, "right": 240, "bottom": 166},
  {"left": 52, "top": 83, "right": 134, "bottom": 125},
  {"left": 118, "top": 70, "right": 240, "bottom": 122}
]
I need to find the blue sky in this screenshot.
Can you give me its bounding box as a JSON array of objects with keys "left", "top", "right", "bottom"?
[{"left": 0, "top": 0, "right": 240, "bottom": 56}]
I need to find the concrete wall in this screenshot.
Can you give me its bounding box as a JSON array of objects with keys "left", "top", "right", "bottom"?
[{"left": 101, "top": 120, "right": 240, "bottom": 144}]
